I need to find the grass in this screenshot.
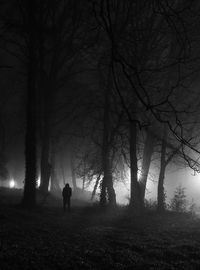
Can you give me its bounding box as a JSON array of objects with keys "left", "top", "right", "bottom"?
[{"left": 0, "top": 188, "right": 200, "bottom": 269}]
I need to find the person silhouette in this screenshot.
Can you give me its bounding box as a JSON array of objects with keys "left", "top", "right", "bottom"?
[{"left": 62, "top": 183, "right": 72, "bottom": 212}]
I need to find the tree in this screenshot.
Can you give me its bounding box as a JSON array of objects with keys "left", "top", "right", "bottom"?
[
  {"left": 100, "top": 66, "right": 116, "bottom": 206},
  {"left": 35, "top": 0, "right": 88, "bottom": 193},
  {"left": 170, "top": 185, "right": 187, "bottom": 212},
  {"left": 139, "top": 127, "right": 155, "bottom": 205},
  {"left": 94, "top": 0, "right": 198, "bottom": 211},
  {"left": 50, "top": 140, "right": 60, "bottom": 193},
  {"left": 1, "top": 0, "right": 41, "bottom": 206},
  {"left": 22, "top": 0, "right": 38, "bottom": 207},
  {"left": 156, "top": 105, "right": 200, "bottom": 212}
]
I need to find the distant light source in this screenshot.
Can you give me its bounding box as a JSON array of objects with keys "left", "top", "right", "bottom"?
[
  {"left": 37, "top": 176, "right": 41, "bottom": 188},
  {"left": 9, "top": 179, "right": 15, "bottom": 188}
]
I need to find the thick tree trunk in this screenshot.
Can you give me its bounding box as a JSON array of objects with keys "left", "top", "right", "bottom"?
[
  {"left": 129, "top": 120, "right": 142, "bottom": 211},
  {"left": 23, "top": 87, "right": 37, "bottom": 207},
  {"left": 107, "top": 172, "right": 116, "bottom": 206},
  {"left": 22, "top": 1, "right": 37, "bottom": 208},
  {"left": 38, "top": 3, "right": 51, "bottom": 194},
  {"left": 101, "top": 154, "right": 116, "bottom": 206},
  {"left": 139, "top": 129, "right": 155, "bottom": 203},
  {"left": 100, "top": 69, "right": 116, "bottom": 206},
  {"left": 157, "top": 129, "right": 167, "bottom": 212},
  {"left": 39, "top": 77, "right": 54, "bottom": 193},
  {"left": 40, "top": 129, "right": 51, "bottom": 193},
  {"left": 100, "top": 176, "right": 107, "bottom": 205}
]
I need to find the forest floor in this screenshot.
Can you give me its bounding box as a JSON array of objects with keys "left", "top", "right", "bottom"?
[{"left": 1, "top": 188, "right": 200, "bottom": 269}]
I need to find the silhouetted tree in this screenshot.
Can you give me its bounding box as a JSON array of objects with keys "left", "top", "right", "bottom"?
[
  {"left": 96, "top": 0, "right": 198, "bottom": 211},
  {"left": 37, "top": 1, "right": 87, "bottom": 193},
  {"left": 22, "top": 0, "right": 38, "bottom": 207}
]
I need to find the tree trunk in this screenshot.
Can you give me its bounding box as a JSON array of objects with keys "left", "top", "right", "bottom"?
[
  {"left": 38, "top": 2, "right": 51, "bottom": 194},
  {"left": 70, "top": 150, "right": 77, "bottom": 190},
  {"left": 22, "top": 1, "right": 37, "bottom": 208},
  {"left": 82, "top": 175, "right": 85, "bottom": 191},
  {"left": 50, "top": 141, "right": 60, "bottom": 193},
  {"left": 157, "top": 164, "right": 166, "bottom": 213},
  {"left": 92, "top": 174, "right": 101, "bottom": 200},
  {"left": 157, "top": 128, "right": 167, "bottom": 212},
  {"left": 60, "top": 162, "right": 66, "bottom": 186},
  {"left": 40, "top": 124, "right": 50, "bottom": 193},
  {"left": 82, "top": 158, "right": 86, "bottom": 191},
  {"left": 129, "top": 120, "right": 142, "bottom": 211},
  {"left": 100, "top": 68, "right": 116, "bottom": 206},
  {"left": 107, "top": 171, "right": 116, "bottom": 206},
  {"left": 100, "top": 176, "right": 107, "bottom": 205},
  {"left": 40, "top": 128, "right": 51, "bottom": 193},
  {"left": 39, "top": 74, "right": 54, "bottom": 193},
  {"left": 139, "top": 128, "right": 155, "bottom": 203}
]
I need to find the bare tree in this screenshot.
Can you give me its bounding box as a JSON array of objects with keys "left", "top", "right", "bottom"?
[
  {"left": 22, "top": 0, "right": 38, "bottom": 207},
  {"left": 91, "top": 0, "right": 199, "bottom": 211}
]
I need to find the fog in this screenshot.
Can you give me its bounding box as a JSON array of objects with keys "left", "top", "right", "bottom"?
[
  {"left": 1, "top": 1, "right": 200, "bottom": 269},
  {"left": 3, "top": 161, "right": 200, "bottom": 210},
  {"left": 113, "top": 168, "right": 200, "bottom": 206}
]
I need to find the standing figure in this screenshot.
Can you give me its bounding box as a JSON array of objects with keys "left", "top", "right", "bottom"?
[{"left": 62, "top": 183, "right": 72, "bottom": 212}]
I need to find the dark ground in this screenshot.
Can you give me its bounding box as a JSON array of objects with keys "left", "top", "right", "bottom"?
[{"left": 1, "top": 188, "right": 200, "bottom": 269}]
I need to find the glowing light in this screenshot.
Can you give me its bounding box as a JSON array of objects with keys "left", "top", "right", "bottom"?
[
  {"left": 9, "top": 179, "right": 15, "bottom": 188},
  {"left": 37, "top": 176, "right": 41, "bottom": 187},
  {"left": 48, "top": 180, "right": 51, "bottom": 191}
]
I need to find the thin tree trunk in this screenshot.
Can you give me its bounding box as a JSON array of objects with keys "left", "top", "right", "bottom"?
[
  {"left": 70, "top": 151, "right": 77, "bottom": 190},
  {"left": 60, "top": 162, "right": 66, "bottom": 186},
  {"left": 100, "top": 77, "right": 110, "bottom": 205},
  {"left": 82, "top": 158, "right": 87, "bottom": 191},
  {"left": 22, "top": 1, "right": 37, "bottom": 208},
  {"left": 140, "top": 128, "right": 155, "bottom": 203},
  {"left": 157, "top": 128, "right": 167, "bottom": 212},
  {"left": 91, "top": 174, "right": 101, "bottom": 200},
  {"left": 157, "top": 164, "right": 166, "bottom": 212},
  {"left": 50, "top": 141, "right": 60, "bottom": 193},
  {"left": 82, "top": 175, "right": 85, "bottom": 191},
  {"left": 129, "top": 120, "right": 142, "bottom": 211}
]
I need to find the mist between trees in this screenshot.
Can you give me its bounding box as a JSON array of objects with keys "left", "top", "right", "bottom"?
[{"left": 0, "top": 0, "right": 200, "bottom": 212}]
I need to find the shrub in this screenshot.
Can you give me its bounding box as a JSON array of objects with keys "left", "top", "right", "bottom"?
[
  {"left": 170, "top": 185, "right": 187, "bottom": 212},
  {"left": 145, "top": 199, "right": 157, "bottom": 210}
]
